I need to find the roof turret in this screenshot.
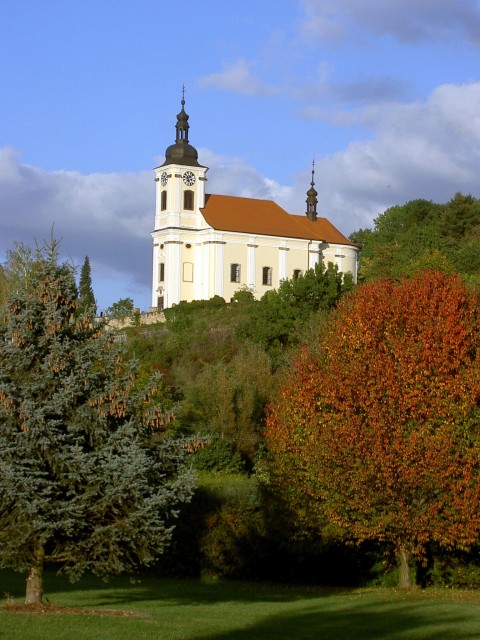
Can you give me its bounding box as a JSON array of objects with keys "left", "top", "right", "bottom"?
[{"left": 305, "top": 160, "right": 318, "bottom": 221}]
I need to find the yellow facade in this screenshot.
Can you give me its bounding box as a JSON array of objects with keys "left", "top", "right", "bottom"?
[{"left": 151, "top": 100, "right": 358, "bottom": 310}]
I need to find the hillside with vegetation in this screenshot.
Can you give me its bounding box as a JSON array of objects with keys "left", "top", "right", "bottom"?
[
  {"left": 118, "top": 193, "right": 480, "bottom": 588},
  {"left": 1, "top": 194, "right": 479, "bottom": 596}
]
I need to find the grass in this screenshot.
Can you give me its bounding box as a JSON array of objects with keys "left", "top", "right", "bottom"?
[{"left": 1, "top": 570, "right": 480, "bottom": 640}]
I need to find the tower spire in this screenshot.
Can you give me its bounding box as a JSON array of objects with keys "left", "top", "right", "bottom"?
[
  {"left": 175, "top": 85, "right": 189, "bottom": 144},
  {"left": 305, "top": 159, "right": 318, "bottom": 222},
  {"left": 162, "top": 89, "right": 201, "bottom": 167}
]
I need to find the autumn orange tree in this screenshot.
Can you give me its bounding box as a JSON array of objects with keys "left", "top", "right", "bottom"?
[{"left": 265, "top": 271, "right": 480, "bottom": 588}]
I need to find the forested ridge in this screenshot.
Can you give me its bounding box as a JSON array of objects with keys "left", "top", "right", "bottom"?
[{"left": 351, "top": 192, "right": 480, "bottom": 285}]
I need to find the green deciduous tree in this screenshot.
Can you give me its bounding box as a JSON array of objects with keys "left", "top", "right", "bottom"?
[
  {"left": 0, "top": 242, "right": 37, "bottom": 304},
  {"left": 0, "top": 240, "right": 195, "bottom": 604},
  {"left": 106, "top": 297, "right": 135, "bottom": 321},
  {"left": 352, "top": 194, "right": 480, "bottom": 284},
  {"left": 266, "top": 271, "right": 480, "bottom": 588},
  {"left": 438, "top": 192, "right": 480, "bottom": 243},
  {"left": 238, "top": 262, "right": 353, "bottom": 366},
  {"left": 182, "top": 342, "right": 273, "bottom": 462}
]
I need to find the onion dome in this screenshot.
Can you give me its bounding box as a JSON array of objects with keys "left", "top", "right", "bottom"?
[{"left": 163, "top": 97, "right": 201, "bottom": 167}]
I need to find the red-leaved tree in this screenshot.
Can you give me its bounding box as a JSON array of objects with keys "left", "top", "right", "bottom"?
[{"left": 265, "top": 271, "right": 480, "bottom": 587}]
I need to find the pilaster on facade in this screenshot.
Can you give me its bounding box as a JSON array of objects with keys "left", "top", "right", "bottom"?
[
  {"left": 247, "top": 242, "right": 257, "bottom": 291},
  {"left": 194, "top": 243, "right": 205, "bottom": 301},
  {"left": 309, "top": 242, "right": 323, "bottom": 270},
  {"left": 197, "top": 175, "right": 207, "bottom": 210},
  {"left": 214, "top": 242, "right": 225, "bottom": 298},
  {"left": 165, "top": 239, "right": 182, "bottom": 308},
  {"left": 151, "top": 242, "right": 160, "bottom": 309},
  {"left": 278, "top": 245, "right": 289, "bottom": 282}
]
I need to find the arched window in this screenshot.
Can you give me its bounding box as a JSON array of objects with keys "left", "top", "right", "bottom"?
[
  {"left": 161, "top": 191, "right": 167, "bottom": 211},
  {"left": 184, "top": 190, "right": 194, "bottom": 211}
]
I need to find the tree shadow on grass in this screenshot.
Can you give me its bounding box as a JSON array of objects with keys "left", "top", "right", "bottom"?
[
  {"left": 0, "top": 569, "right": 352, "bottom": 608},
  {"left": 2, "top": 571, "right": 480, "bottom": 640},
  {"left": 188, "top": 600, "right": 480, "bottom": 640}
]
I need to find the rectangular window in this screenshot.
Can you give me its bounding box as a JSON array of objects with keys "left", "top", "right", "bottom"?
[
  {"left": 293, "top": 269, "right": 302, "bottom": 279},
  {"left": 262, "top": 266, "right": 272, "bottom": 286},
  {"left": 230, "top": 263, "right": 241, "bottom": 283},
  {"left": 159, "top": 263, "right": 165, "bottom": 282},
  {"left": 161, "top": 191, "right": 167, "bottom": 211},
  {"left": 183, "top": 190, "right": 194, "bottom": 211}
]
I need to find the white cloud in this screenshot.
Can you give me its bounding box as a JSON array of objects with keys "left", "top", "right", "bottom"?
[
  {"left": 300, "top": 0, "right": 480, "bottom": 45},
  {"left": 203, "top": 78, "right": 480, "bottom": 236},
  {"left": 201, "top": 149, "right": 293, "bottom": 201},
  {"left": 1, "top": 83, "right": 479, "bottom": 309},
  {"left": 305, "top": 82, "right": 480, "bottom": 232},
  {"left": 198, "top": 59, "right": 272, "bottom": 96},
  {"left": 0, "top": 149, "right": 153, "bottom": 311}
]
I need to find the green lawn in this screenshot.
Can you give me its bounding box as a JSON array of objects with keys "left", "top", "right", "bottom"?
[{"left": 1, "top": 570, "right": 480, "bottom": 640}]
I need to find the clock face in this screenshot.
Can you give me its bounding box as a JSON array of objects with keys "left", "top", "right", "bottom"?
[
  {"left": 183, "top": 171, "right": 196, "bottom": 186},
  {"left": 160, "top": 172, "right": 168, "bottom": 187}
]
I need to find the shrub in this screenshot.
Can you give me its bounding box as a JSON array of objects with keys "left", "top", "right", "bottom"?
[
  {"left": 192, "top": 438, "right": 245, "bottom": 474},
  {"left": 428, "top": 548, "right": 480, "bottom": 589}
]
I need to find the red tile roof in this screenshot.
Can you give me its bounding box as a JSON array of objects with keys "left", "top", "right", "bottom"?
[{"left": 200, "top": 194, "right": 356, "bottom": 246}]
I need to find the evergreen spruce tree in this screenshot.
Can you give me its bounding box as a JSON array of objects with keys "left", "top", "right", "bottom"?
[
  {"left": 0, "top": 240, "right": 195, "bottom": 604},
  {"left": 78, "top": 255, "right": 96, "bottom": 315}
]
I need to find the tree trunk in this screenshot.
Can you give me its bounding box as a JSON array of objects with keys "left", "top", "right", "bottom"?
[
  {"left": 25, "top": 544, "right": 45, "bottom": 605},
  {"left": 397, "top": 547, "right": 413, "bottom": 589}
]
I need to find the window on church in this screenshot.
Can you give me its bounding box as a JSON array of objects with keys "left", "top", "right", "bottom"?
[
  {"left": 184, "top": 190, "right": 194, "bottom": 211},
  {"left": 230, "top": 263, "right": 241, "bottom": 283},
  {"left": 161, "top": 191, "right": 167, "bottom": 211},
  {"left": 183, "top": 262, "right": 193, "bottom": 282},
  {"left": 293, "top": 269, "right": 302, "bottom": 279},
  {"left": 262, "top": 266, "right": 272, "bottom": 286},
  {"left": 159, "top": 263, "right": 165, "bottom": 282}
]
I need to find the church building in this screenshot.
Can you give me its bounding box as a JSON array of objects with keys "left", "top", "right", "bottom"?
[{"left": 151, "top": 98, "right": 358, "bottom": 310}]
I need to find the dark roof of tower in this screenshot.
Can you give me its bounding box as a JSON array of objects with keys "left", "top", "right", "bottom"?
[{"left": 162, "top": 97, "right": 203, "bottom": 167}]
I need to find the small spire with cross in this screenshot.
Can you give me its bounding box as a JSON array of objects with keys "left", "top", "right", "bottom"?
[{"left": 306, "top": 158, "right": 318, "bottom": 222}]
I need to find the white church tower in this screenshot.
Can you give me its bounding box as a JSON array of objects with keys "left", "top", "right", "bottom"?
[
  {"left": 151, "top": 98, "right": 358, "bottom": 311},
  {"left": 151, "top": 96, "right": 208, "bottom": 310}
]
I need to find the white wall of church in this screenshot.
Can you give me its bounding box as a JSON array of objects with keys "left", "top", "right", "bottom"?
[
  {"left": 152, "top": 229, "right": 358, "bottom": 309},
  {"left": 152, "top": 227, "right": 357, "bottom": 310},
  {"left": 322, "top": 244, "right": 358, "bottom": 278}
]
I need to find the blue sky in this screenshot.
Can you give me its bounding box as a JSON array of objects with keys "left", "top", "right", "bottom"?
[{"left": 1, "top": 0, "right": 479, "bottom": 311}]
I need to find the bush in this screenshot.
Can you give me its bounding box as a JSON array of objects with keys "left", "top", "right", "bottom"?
[
  {"left": 428, "top": 548, "right": 480, "bottom": 589},
  {"left": 157, "top": 471, "right": 384, "bottom": 585},
  {"left": 155, "top": 474, "right": 269, "bottom": 580},
  {"left": 192, "top": 438, "right": 245, "bottom": 474}
]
